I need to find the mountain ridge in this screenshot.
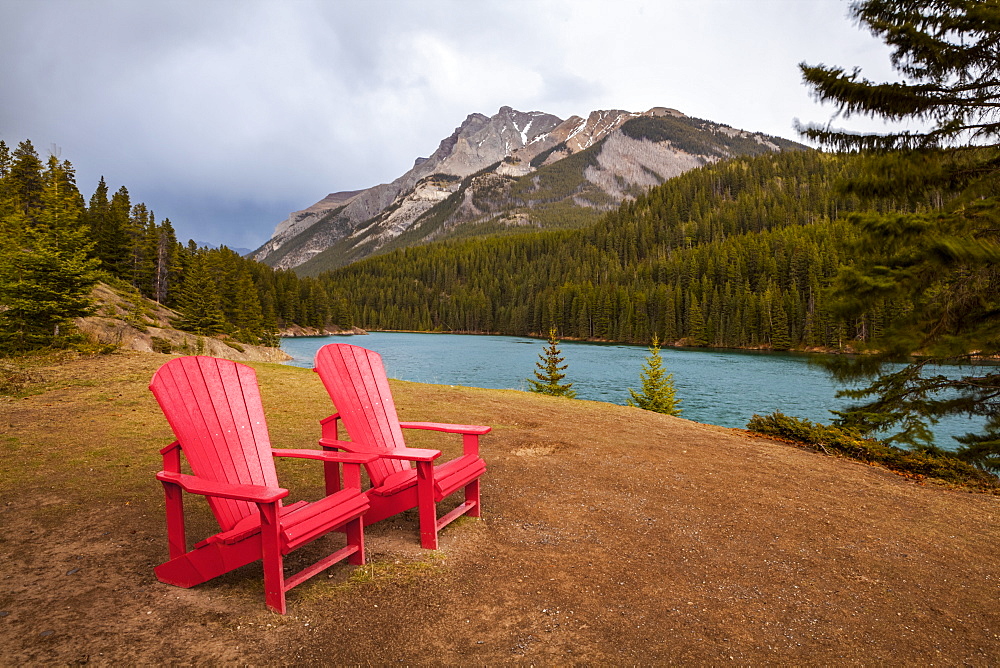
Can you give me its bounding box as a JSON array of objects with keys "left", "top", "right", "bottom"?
[{"left": 254, "top": 105, "right": 805, "bottom": 273}]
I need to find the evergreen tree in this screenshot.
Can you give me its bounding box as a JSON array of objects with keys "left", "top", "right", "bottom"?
[
  {"left": 0, "top": 157, "right": 99, "bottom": 350},
  {"left": 102, "top": 185, "right": 132, "bottom": 276},
  {"left": 7, "top": 140, "right": 44, "bottom": 221},
  {"left": 84, "top": 177, "right": 111, "bottom": 264},
  {"left": 151, "top": 218, "right": 178, "bottom": 304},
  {"left": 172, "top": 252, "right": 227, "bottom": 335},
  {"left": 127, "top": 203, "right": 154, "bottom": 292},
  {"left": 258, "top": 287, "right": 281, "bottom": 347},
  {"left": 0, "top": 141, "right": 11, "bottom": 219},
  {"left": 799, "top": 0, "right": 1000, "bottom": 468},
  {"left": 798, "top": 0, "right": 1000, "bottom": 152},
  {"left": 0, "top": 141, "right": 10, "bottom": 178},
  {"left": 687, "top": 295, "right": 708, "bottom": 346},
  {"left": 626, "top": 336, "right": 682, "bottom": 415},
  {"left": 770, "top": 300, "right": 792, "bottom": 350},
  {"left": 527, "top": 328, "right": 577, "bottom": 398},
  {"left": 232, "top": 269, "right": 265, "bottom": 343}
]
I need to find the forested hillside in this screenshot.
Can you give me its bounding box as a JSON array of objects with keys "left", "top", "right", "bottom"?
[
  {"left": 318, "top": 149, "right": 943, "bottom": 350},
  {"left": 0, "top": 139, "right": 349, "bottom": 351}
]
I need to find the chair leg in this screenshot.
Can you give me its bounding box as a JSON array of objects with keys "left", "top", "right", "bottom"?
[
  {"left": 465, "top": 479, "right": 481, "bottom": 518},
  {"left": 416, "top": 461, "right": 438, "bottom": 549},
  {"left": 162, "top": 481, "right": 188, "bottom": 559},
  {"left": 259, "top": 503, "right": 286, "bottom": 614},
  {"left": 346, "top": 515, "right": 365, "bottom": 565}
]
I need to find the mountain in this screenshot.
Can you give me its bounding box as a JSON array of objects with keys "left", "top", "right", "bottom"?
[{"left": 253, "top": 106, "right": 805, "bottom": 274}]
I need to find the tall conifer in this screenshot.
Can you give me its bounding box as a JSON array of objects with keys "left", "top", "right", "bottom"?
[
  {"left": 0, "top": 157, "right": 98, "bottom": 350},
  {"left": 799, "top": 0, "right": 1000, "bottom": 468},
  {"left": 172, "top": 253, "right": 226, "bottom": 335},
  {"left": 0, "top": 141, "right": 10, "bottom": 178},
  {"left": 85, "top": 177, "right": 111, "bottom": 264},
  {"left": 232, "top": 270, "right": 265, "bottom": 343},
  {"left": 103, "top": 186, "right": 132, "bottom": 276},
  {"left": 8, "top": 140, "right": 44, "bottom": 221}
]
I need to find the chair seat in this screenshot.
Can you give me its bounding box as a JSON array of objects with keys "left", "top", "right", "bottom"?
[
  {"left": 371, "top": 454, "right": 487, "bottom": 501},
  {"left": 281, "top": 488, "right": 369, "bottom": 551},
  {"left": 195, "top": 488, "right": 369, "bottom": 553},
  {"left": 197, "top": 501, "right": 309, "bottom": 548}
]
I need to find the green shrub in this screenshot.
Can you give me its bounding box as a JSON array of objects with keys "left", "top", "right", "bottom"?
[
  {"left": 747, "top": 411, "right": 998, "bottom": 490},
  {"left": 150, "top": 337, "right": 172, "bottom": 354}
]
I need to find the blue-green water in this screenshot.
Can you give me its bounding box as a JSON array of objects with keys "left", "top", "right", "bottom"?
[{"left": 282, "top": 332, "right": 983, "bottom": 447}]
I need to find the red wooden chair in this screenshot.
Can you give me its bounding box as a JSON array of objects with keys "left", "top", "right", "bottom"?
[
  {"left": 313, "top": 343, "right": 490, "bottom": 549},
  {"left": 149, "top": 356, "right": 376, "bottom": 614}
]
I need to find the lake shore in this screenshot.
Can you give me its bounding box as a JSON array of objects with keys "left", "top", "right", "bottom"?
[
  {"left": 279, "top": 325, "right": 368, "bottom": 338},
  {"left": 358, "top": 327, "right": 867, "bottom": 357}
]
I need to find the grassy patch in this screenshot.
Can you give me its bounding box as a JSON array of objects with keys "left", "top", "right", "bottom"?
[
  {"left": 0, "top": 361, "right": 44, "bottom": 397},
  {"left": 345, "top": 554, "right": 444, "bottom": 586}
]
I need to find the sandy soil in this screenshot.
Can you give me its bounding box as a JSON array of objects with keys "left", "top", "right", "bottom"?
[{"left": 1, "top": 352, "right": 998, "bottom": 665}]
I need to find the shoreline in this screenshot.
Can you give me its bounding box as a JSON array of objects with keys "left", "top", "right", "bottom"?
[
  {"left": 299, "top": 328, "right": 1000, "bottom": 363},
  {"left": 299, "top": 327, "right": 861, "bottom": 358}
]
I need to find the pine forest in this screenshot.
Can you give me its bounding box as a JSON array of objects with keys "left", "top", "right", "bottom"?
[
  {"left": 0, "top": 139, "right": 348, "bottom": 350},
  {"left": 318, "top": 149, "right": 937, "bottom": 350}
]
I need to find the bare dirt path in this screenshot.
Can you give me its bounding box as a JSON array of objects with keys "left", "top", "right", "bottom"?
[{"left": 1, "top": 353, "right": 998, "bottom": 665}]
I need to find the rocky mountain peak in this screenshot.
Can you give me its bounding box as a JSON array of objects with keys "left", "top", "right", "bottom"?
[
  {"left": 418, "top": 107, "right": 563, "bottom": 179},
  {"left": 253, "top": 104, "right": 806, "bottom": 272}
]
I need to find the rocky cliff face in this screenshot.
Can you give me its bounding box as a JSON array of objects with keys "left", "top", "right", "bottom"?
[{"left": 253, "top": 106, "right": 804, "bottom": 273}]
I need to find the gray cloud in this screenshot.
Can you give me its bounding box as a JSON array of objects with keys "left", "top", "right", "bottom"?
[{"left": 2, "top": 0, "right": 901, "bottom": 249}]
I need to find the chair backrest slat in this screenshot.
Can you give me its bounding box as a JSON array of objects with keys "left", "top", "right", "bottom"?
[
  {"left": 150, "top": 357, "right": 279, "bottom": 531},
  {"left": 314, "top": 344, "right": 409, "bottom": 485}
]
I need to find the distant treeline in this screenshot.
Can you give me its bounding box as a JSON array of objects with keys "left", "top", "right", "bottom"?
[
  {"left": 0, "top": 139, "right": 346, "bottom": 349},
  {"left": 318, "top": 150, "right": 944, "bottom": 349}
]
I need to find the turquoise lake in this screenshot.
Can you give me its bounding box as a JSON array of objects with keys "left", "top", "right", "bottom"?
[{"left": 281, "top": 331, "right": 983, "bottom": 448}]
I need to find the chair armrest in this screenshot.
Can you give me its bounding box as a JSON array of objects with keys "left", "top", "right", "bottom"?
[
  {"left": 399, "top": 422, "right": 491, "bottom": 435},
  {"left": 380, "top": 447, "right": 442, "bottom": 462},
  {"left": 318, "top": 439, "right": 441, "bottom": 461},
  {"left": 159, "top": 440, "right": 182, "bottom": 456},
  {"left": 399, "top": 422, "right": 489, "bottom": 457},
  {"left": 272, "top": 449, "right": 378, "bottom": 465},
  {"left": 160, "top": 441, "right": 182, "bottom": 475},
  {"left": 318, "top": 438, "right": 365, "bottom": 452},
  {"left": 155, "top": 471, "right": 288, "bottom": 503}
]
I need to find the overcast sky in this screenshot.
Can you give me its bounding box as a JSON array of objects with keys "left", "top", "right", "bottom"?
[{"left": 2, "top": 0, "right": 905, "bottom": 250}]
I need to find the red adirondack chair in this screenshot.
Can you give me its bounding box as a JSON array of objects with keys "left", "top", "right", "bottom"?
[
  {"left": 150, "top": 356, "right": 376, "bottom": 614},
  {"left": 313, "top": 343, "right": 490, "bottom": 549}
]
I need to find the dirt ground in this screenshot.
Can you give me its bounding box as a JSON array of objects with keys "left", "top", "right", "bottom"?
[{"left": 2, "top": 352, "right": 999, "bottom": 665}]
